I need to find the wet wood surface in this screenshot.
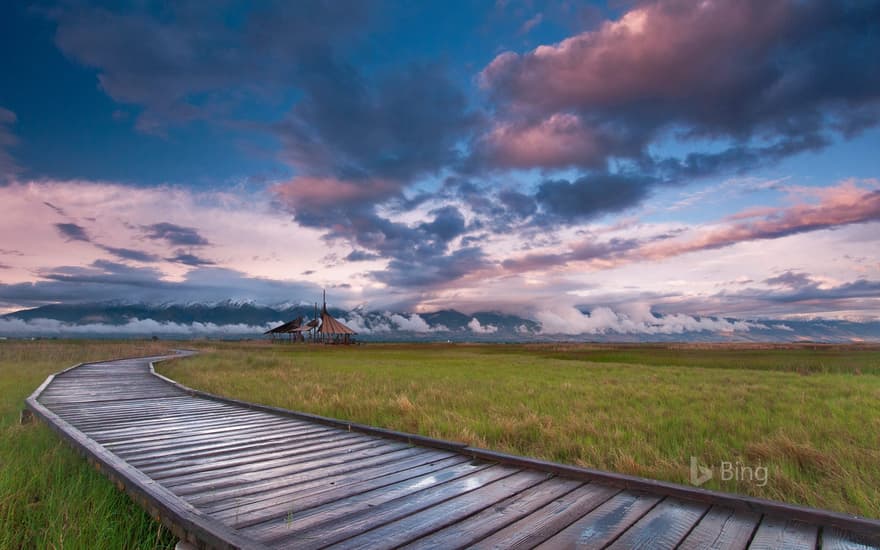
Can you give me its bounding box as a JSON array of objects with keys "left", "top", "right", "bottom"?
[{"left": 25, "top": 353, "right": 880, "bottom": 549}]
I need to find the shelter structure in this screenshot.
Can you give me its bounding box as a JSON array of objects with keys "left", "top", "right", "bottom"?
[
  {"left": 264, "top": 316, "right": 303, "bottom": 342},
  {"left": 317, "top": 291, "right": 357, "bottom": 344}
]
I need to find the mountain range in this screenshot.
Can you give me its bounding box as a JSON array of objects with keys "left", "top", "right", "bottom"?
[{"left": 1, "top": 301, "right": 878, "bottom": 343}]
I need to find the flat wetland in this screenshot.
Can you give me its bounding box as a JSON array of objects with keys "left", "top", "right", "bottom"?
[{"left": 1, "top": 339, "right": 878, "bottom": 548}]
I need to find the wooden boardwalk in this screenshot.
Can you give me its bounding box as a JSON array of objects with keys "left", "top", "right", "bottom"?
[{"left": 25, "top": 353, "right": 880, "bottom": 550}]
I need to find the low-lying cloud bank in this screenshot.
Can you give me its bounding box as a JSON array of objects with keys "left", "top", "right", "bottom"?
[
  {"left": 534, "top": 306, "right": 764, "bottom": 335},
  {"left": 0, "top": 307, "right": 764, "bottom": 338},
  {"left": 0, "top": 317, "right": 278, "bottom": 336},
  {"left": 2, "top": 303, "right": 876, "bottom": 342}
]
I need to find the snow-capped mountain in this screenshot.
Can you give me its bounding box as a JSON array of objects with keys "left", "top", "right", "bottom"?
[{"left": 0, "top": 301, "right": 878, "bottom": 342}]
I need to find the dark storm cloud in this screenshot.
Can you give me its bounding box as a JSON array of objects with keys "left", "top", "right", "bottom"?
[
  {"left": 51, "top": 1, "right": 372, "bottom": 133},
  {"left": 498, "top": 190, "right": 537, "bottom": 219},
  {"left": 54, "top": 222, "right": 90, "bottom": 242},
  {"left": 419, "top": 206, "right": 467, "bottom": 242},
  {"left": 535, "top": 173, "right": 655, "bottom": 221},
  {"left": 275, "top": 61, "right": 478, "bottom": 182},
  {"left": 479, "top": 0, "right": 880, "bottom": 178},
  {"left": 143, "top": 223, "right": 209, "bottom": 246}
]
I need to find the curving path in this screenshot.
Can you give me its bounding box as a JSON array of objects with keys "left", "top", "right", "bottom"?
[{"left": 25, "top": 352, "right": 880, "bottom": 549}]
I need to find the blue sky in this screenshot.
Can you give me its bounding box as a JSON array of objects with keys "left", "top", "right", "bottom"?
[{"left": 1, "top": 0, "right": 879, "bottom": 332}]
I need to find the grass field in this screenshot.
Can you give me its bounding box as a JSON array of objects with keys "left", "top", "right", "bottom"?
[
  {"left": 0, "top": 340, "right": 175, "bottom": 549},
  {"left": 161, "top": 341, "right": 880, "bottom": 518},
  {"left": 2, "top": 340, "right": 878, "bottom": 549}
]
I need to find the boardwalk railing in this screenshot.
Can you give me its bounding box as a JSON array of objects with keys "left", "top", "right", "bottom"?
[{"left": 25, "top": 352, "right": 880, "bottom": 549}]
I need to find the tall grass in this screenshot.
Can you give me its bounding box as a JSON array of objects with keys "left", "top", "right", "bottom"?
[
  {"left": 164, "top": 342, "right": 880, "bottom": 518},
  {"left": 0, "top": 340, "right": 176, "bottom": 549}
]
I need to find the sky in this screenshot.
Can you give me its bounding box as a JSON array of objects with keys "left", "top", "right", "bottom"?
[{"left": 1, "top": 0, "right": 879, "bottom": 326}]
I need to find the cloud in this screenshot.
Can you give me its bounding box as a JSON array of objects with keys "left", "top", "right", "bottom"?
[
  {"left": 535, "top": 173, "right": 654, "bottom": 221},
  {"left": 143, "top": 222, "right": 210, "bottom": 246},
  {"left": 468, "top": 317, "right": 498, "bottom": 333},
  {"left": 375, "top": 246, "right": 490, "bottom": 289},
  {"left": 0, "top": 107, "right": 19, "bottom": 180},
  {"left": 54, "top": 222, "right": 90, "bottom": 242},
  {"left": 741, "top": 276, "right": 880, "bottom": 305},
  {"left": 271, "top": 177, "right": 399, "bottom": 225},
  {"left": 166, "top": 250, "right": 215, "bottom": 266},
  {"left": 51, "top": 2, "right": 371, "bottom": 133},
  {"left": 479, "top": 0, "right": 880, "bottom": 175},
  {"left": 504, "top": 180, "right": 880, "bottom": 273},
  {"left": 535, "top": 304, "right": 762, "bottom": 335},
  {"left": 475, "top": 113, "right": 608, "bottom": 170},
  {"left": 0, "top": 317, "right": 276, "bottom": 336},
  {"left": 275, "top": 62, "right": 477, "bottom": 183},
  {"left": 0, "top": 261, "right": 324, "bottom": 310},
  {"left": 389, "top": 313, "right": 435, "bottom": 333},
  {"left": 419, "top": 206, "right": 467, "bottom": 242},
  {"left": 765, "top": 271, "right": 814, "bottom": 289},
  {"left": 97, "top": 245, "right": 160, "bottom": 263},
  {"left": 344, "top": 250, "right": 382, "bottom": 262},
  {"left": 518, "top": 13, "right": 543, "bottom": 35},
  {"left": 641, "top": 182, "right": 880, "bottom": 260}
]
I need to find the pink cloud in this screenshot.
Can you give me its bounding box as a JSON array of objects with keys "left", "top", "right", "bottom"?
[
  {"left": 271, "top": 177, "right": 398, "bottom": 211},
  {"left": 502, "top": 181, "right": 880, "bottom": 273},
  {"left": 645, "top": 184, "right": 880, "bottom": 260},
  {"left": 478, "top": 113, "right": 607, "bottom": 169},
  {"left": 480, "top": 1, "right": 790, "bottom": 112}
]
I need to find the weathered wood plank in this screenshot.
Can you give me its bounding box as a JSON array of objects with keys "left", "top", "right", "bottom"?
[
  {"left": 533, "top": 490, "right": 660, "bottom": 549},
  {"left": 115, "top": 423, "right": 332, "bottom": 459},
  {"left": 822, "top": 527, "right": 880, "bottom": 550},
  {"left": 217, "top": 454, "right": 468, "bottom": 528},
  {"left": 604, "top": 497, "right": 708, "bottom": 549},
  {"left": 183, "top": 447, "right": 435, "bottom": 508},
  {"left": 137, "top": 431, "right": 364, "bottom": 475},
  {"left": 402, "top": 477, "right": 583, "bottom": 549},
  {"left": 169, "top": 440, "right": 412, "bottom": 496},
  {"left": 123, "top": 424, "right": 337, "bottom": 464},
  {"left": 264, "top": 464, "right": 519, "bottom": 549},
  {"left": 330, "top": 470, "right": 550, "bottom": 549},
  {"left": 678, "top": 505, "right": 761, "bottom": 550},
  {"left": 748, "top": 517, "right": 819, "bottom": 549},
  {"left": 144, "top": 433, "right": 370, "bottom": 480},
  {"left": 25, "top": 352, "right": 880, "bottom": 550},
  {"left": 471, "top": 482, "right": 621, "bottom": 549},
  {"left": 239, "top": 460, "right": 494, "bottom": 542}
]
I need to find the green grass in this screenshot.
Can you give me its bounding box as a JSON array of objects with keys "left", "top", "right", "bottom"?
[
  {"left": 3, "top": 339, "right": 878, "bottom": 548},
  {"left": 162, "top": 341, "right": 880, "bottom": 518},
  {"left": 522, "top": 343, "right": 880, "bottom": 374},
  {"left": 0, "top": 340, "right": 176, "bottom": 549}
]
